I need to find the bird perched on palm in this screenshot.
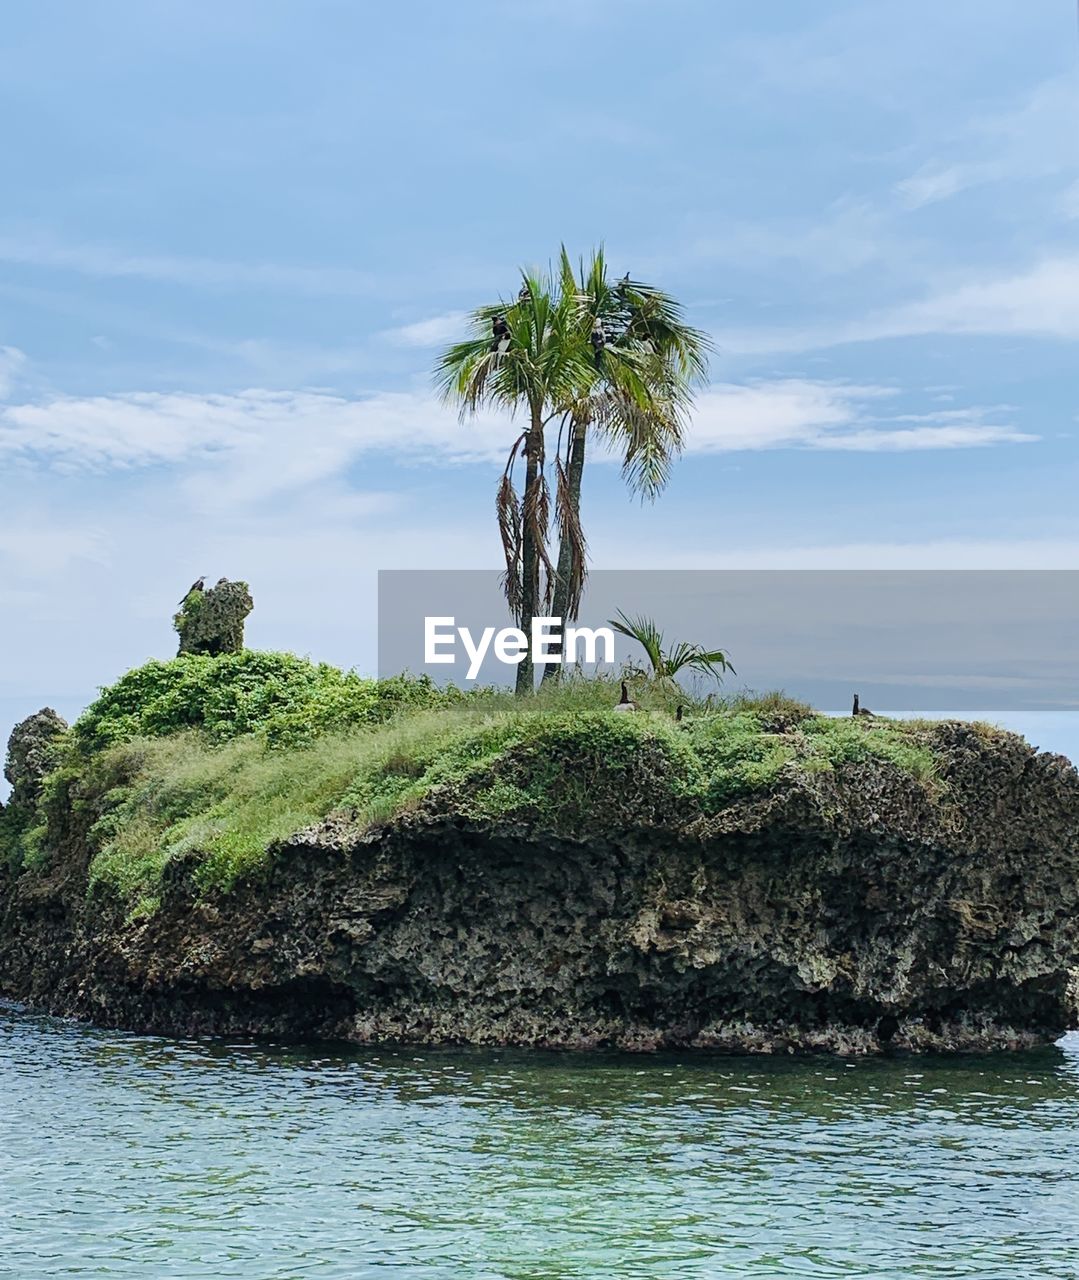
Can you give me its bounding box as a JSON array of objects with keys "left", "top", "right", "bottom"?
[
  {"left": 490, "top": 314, "right": 511, "bottom": 355},
  {"left": 590, "top": 321, "right": 606, "bottom": 368}
]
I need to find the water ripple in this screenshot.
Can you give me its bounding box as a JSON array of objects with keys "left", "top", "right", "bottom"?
[{"left": 2, "top": 1003, "right": 1078, "bottom": 1278}]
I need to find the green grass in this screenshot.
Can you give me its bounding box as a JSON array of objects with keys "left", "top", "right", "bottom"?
[{"left": 37, "top": 676, "right": 950, "bottom": 914}]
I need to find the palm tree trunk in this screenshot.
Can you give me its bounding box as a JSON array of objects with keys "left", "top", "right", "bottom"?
[
  {"left": 516, "top": 414, "right": 543, "bottom": 696},
  {"left": 541, "top": 418, "right": 587, "bottom": 684}
]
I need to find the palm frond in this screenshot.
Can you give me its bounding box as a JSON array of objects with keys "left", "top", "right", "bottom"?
[
  {"left": 609, "top": 609, "right": 665, "bottom": 676},
  {"left": 662, "top": 642, "right": 733, "bottom": 679},
  {"left": 690, "top": 648, "right": 736, "bottom": 677},
  {"left": 609, "top": 611, "right": 733, "bottom": 682}
]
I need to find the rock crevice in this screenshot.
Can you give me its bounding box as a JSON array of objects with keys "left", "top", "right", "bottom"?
[{"left": 1, "top": 723, "right": 1078, "bottom": 1054}]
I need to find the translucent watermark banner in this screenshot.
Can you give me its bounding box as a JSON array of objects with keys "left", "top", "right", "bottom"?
[{"left": 377, "top": 569, "right": 1079, "bottom": 712}]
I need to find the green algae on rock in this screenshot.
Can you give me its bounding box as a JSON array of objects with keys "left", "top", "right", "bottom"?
[
  {"left": 174, "top": 578, "right": 254, "bottom": 657},
  {"left": 1, "top": 661, "right": 1078, "bottom": 1056}
]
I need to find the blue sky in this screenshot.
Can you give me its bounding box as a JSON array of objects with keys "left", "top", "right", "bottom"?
[{"left": 1, "top": 1, "right": 1078, "bottom": 762}]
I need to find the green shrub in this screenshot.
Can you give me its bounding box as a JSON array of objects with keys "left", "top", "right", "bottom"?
[
  {"left": 0, "top": 802, "right": 32, "bottom": 868},
  {"left": 261, "top": 670, "right": 463, "bottom": 747},
  {"left": 72, "top": 652, "right": 453, "bottom": 750}
]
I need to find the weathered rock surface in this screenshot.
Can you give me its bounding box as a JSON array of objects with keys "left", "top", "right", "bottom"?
[
  {"left": 4, "top": 708, "right": 68, "bottom": 809},
  {"left": 1, "top": 723, "right": 1078, "bottom": 1054},
  {"left": 174, "top": 578, "right": 253, "bottom": 656}
]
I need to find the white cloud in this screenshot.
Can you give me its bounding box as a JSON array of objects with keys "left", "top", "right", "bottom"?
[
  {"left": 1060, "top": 180, "right": 1079, "bottom": 221},
  {"left": 0, "top": 375, "right": 1037, "bottom": 517},
  {"left": 0, "top": 346, "right": 27, "bottom": 398},
  {"left": 678, "top": 198, "right": 897, "bottom": 279},
  {"left": 805, "top": 424, "right": 1033, "bottom": 451},
  {"left": 682, "top": 381, "right": 1032, "bottom": 453},
  {"left": 871, "top": 256, "right": 1079, "bottom": 343},
  {"left": 0, "top": 522, "right": 111, "bottom": 576},
  {"left": 382, "top": 311, "right": 470, "bottom": 347},
  {"left": 719, "top": 255, "right": 1079, "bottom": 352},
  {"left": 894, "top": 74, "right": 1078, "bottom": 209},
  {"left": 0, "top": 388, "right": 511, "bottom": 481},
  {"left": 0, "top": 232, "right": 381, "bottom": 297},
  {"left": 896, "top": 164, "right": 971, "bottom": 210},
  {"left": 0, "top": 379, "right": 1033, "bottom": 499},
  {"left": 686, "top": 380, "right": 886, "bottom": 451},
  {"left": 598, "top": 537, "right": 1079, "bottom": 571}
]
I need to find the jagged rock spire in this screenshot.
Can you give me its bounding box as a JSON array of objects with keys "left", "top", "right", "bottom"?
[
  {"left": 173, "top": 578, "right": 254, "bottom": 657},
  {"left": 4, "top": 708, "right": 68, "bottom": 809}
]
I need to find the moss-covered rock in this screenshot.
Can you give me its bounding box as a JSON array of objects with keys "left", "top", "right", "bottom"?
[
  {"left": 1, "top": 693, "right": 1077, "bottom": 1056},
  {"left": 174, "top": 578, "right": 253, "bottom": 656},
  {"left": 4, "top": 707, "right": 67, "bottom": 809}
]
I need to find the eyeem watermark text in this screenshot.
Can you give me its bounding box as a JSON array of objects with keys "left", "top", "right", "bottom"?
[{"left": 425, "top": 617, "right": 615, "bottom": 680}]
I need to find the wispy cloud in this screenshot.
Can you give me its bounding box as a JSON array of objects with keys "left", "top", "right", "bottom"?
[
  {"left": 676, "top": 198, "right": 900, "bottom": 279},
  {"left": 805, "top": 423, "right": 1033, "bottom": 451},
  {"left": 381, "top": 311, "right": 470, "bottom": 347},
  {"left": 0, "top": 346, "right": 26, "bottom": 399},
  {"left": 0, "top": 389, "right": 514, "bottom": 503},
  {"left": 0, "top": 232, "right": 382, "bottom": 297},
  {"left": 687, "top": 381, "right": 888, "bottom": 451},
  {"left": 868, "top": 256, "right": 1079, "bottom": 343},
  {"left": 687, "top": 382, "right": 1032, "bottom": 452},
  {"left": 0, "top": 379, "right": 1034, "bottom": 509},
  {"left": 592, "top": 537, "right": 1079, "bottom": 572},
  {"left": 718, "top": 254, "right": 1079, "bottom": 353},
  {"left": 895, "top": 74, "right": 1078, "bottom": 210},
  {"left": 896, "top": 164, "right": 971, "bottom": 211},
  {"left": 1060, "top": 180, "right": 1079, "bottom": 221}
]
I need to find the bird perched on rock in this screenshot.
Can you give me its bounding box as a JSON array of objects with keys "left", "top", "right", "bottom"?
[
  {"left": 491, "top": 314, "right": 511, "bottom": 354},
  {"left": 852, "top": 693, "right": 875, "bottom": 718},
  {"left": 179, "top": 576, "right": 206, "bottom": 605},
  {"left": 613, "top": 681, "right": 637, "bottom": 713},
  {"left": 590, "top": 321, "right": 606, "bottom": 368}
]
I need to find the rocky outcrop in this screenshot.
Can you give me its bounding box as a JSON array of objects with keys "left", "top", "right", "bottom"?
[
  {"left": 174, "top": 579, "right": 253, "bottom": 656},
  {"left": 4, "top": 708, "right": 67, "bottom": 809},
  {"left": 1, "top": 722, "right": 1078, "bottom": 1054}
]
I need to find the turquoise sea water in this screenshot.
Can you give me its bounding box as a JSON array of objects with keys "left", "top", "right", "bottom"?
[{"left": 3, "top": 1002, "right": 1078, "bottom": 1279}]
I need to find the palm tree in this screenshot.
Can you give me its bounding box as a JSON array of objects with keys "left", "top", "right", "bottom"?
[
  {"left": 436, "top": 267, "right": 594, "bottom": 695},
  {"left": 542, "top": 249, "right": 712, "bottom": 682},
  {"left": 609, "top": 610, "right": 734, "bottom": 683}
]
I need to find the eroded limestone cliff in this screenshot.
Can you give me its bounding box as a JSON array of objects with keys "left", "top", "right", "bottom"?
[{"left": 2, "top": 720, "right": 1077, "bottom": 1054}]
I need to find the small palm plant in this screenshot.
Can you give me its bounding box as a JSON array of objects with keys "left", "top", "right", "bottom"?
[{"left": 608, "top": 610, "right": 734, "bottom": 682}]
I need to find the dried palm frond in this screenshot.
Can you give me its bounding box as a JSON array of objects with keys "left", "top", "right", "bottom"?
[
  {"left": 554, "top": 451, "right": 587, "bottom": 620},
  {"left": 496, "top": 433, "right": 527, "bottom": 620},
  {"left": 522, "top": 459, "right": 555, "bottom": 610}
]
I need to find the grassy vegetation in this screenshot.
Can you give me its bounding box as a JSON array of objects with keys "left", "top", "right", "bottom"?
[
  {"left": 1, "top": 649, "right": 976, "bottom": 918},
  {"left": 0, "top": 654, "right": 963, "bottom": 918},
  {"left": 71, "top": 651, "right": 459, "bottom": 751}
]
